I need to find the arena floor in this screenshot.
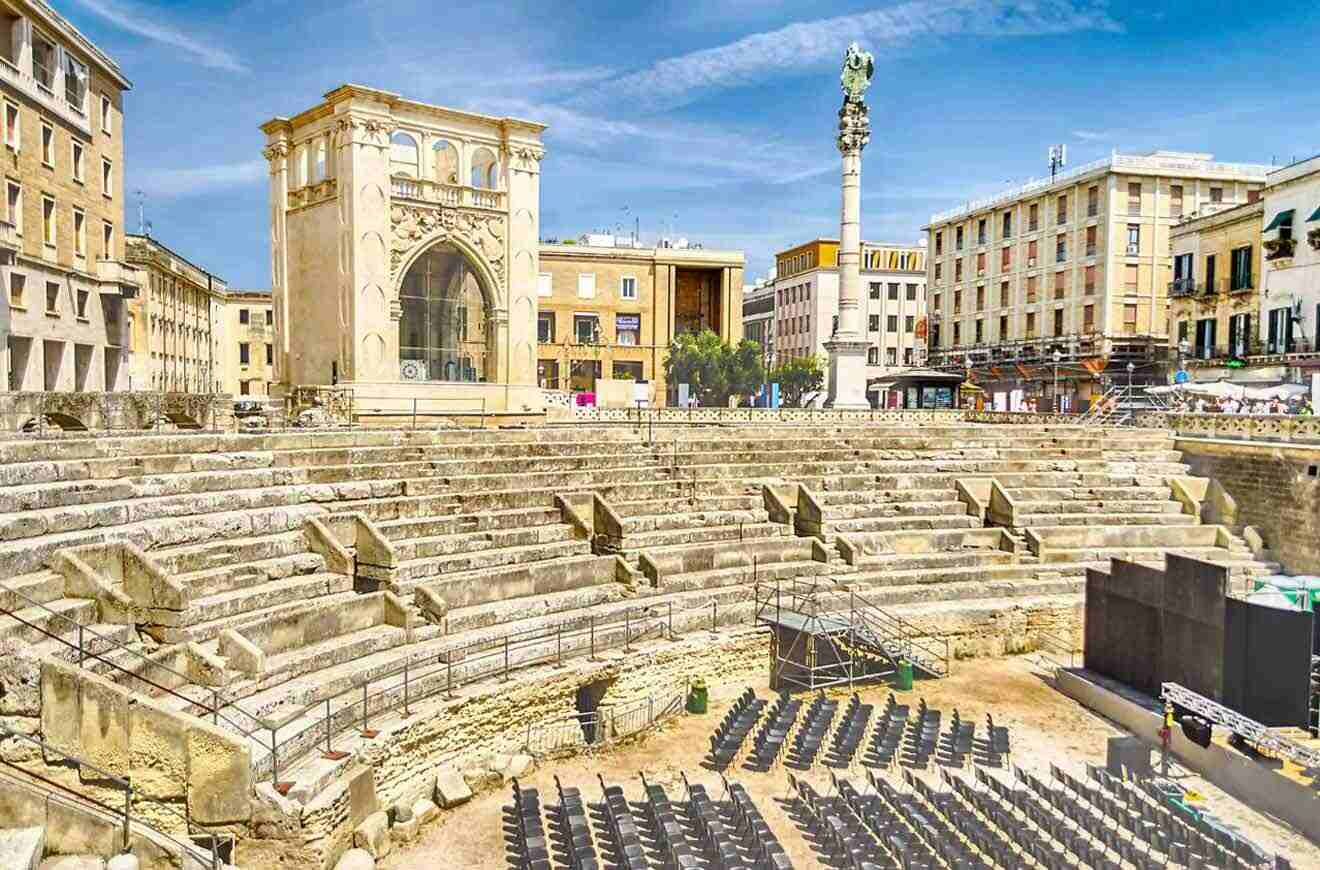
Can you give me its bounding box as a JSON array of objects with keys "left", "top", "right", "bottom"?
[{"left": 382, "top": 657, "right": 1319, "bottom": 869}]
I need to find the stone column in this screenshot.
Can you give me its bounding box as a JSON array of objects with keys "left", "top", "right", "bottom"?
[{"left": 825, "top": 99, "right": 871, "bottom": 408}]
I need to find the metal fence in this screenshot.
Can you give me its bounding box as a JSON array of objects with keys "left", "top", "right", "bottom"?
[{"left": 522, "top": 687, "right": 687, "bottom": 757}]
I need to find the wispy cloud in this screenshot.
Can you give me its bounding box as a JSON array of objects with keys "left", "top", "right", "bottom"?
[
  {"left": 71, "top": 0, "right": 247, "bottom": 72},
  {"left": 574, "top": 0, "right": 1121, "bottom": 112},
  {"left": 1073, "top": 129, "right": 1111, "bottom": 142},
  {"left": 135, "top": 160, "right": 265, "bottom": 198}
]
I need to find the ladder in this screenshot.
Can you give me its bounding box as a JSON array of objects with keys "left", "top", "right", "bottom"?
[{"left": 1161, "top": 682, "right": 1320, "bottom": 776}]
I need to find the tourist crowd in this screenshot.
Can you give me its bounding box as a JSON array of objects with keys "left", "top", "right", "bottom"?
[{"left": 1169, "top": 396, "right": 1314, "bottom": 415}]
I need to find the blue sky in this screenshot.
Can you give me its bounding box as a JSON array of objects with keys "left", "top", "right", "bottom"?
[{"left": 61, "top": 0, "right": 1320, "bottom": 288}]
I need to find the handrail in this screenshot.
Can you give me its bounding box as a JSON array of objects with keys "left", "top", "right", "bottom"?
[
  {"left": 0, "top": 722, "right": 228, "bottom": 869},
  {"left": 262, "top": 602, "right": 675, "bottom": 781},
  {"left": 521, "top": 685, "right": 687, "bottom": 757},
  {"left": 0, "top": 581, "right": 267, "bottom": 740}
]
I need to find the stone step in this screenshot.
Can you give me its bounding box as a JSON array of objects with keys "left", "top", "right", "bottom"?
[
  {"left": 0, "top": 597, "right": 99, "bottom": 645},
  {"left": 1007, "top": 499, "right": 1184, "bottom": 517},
  {"left": 621, "top": 521, "right": 787, "bottom": 552},
  {"left": 1003, "top": 486, "right": 1173, "bottom": 502},
  {"left": 828, "top": 516, "right": 982, "bottom": 535},
  {"left": 851, "top": 550, "right": 1019, "bottom": 572},
  {"left": 609, "top": 495, "right": 763, "bottom": 521},
  {"left": 814, "top": 488, "right": 952, "bottom": 506},
  {"left": 647, "top": 559, "right": 833, "bottom": 593},
  {"left": 376, "top": 506, "right": 562, "bottom": 542},
  {"left": 410, "top": 553, "right": 618, "bottom": 614},
  {"left": 1034, "top": 546, "right": 1262, "bottom": 566},
  {"left": 440, "top": 582, "right": 631, "bottom": 637},
  {"left": 184, "top": 571, "right": 353, "bottom": 632},
  {"left": 847, "top": 562, "right": 1051, "bottom": 589},
  {"left": 0, "top": 827, "right": 44, "bottom": 870},
  {"left": 0, "top": 569, "right": 66, "bottom": 610},
  {"left": 175, "top": 551, "right": 329, "bottom": 601},
  {"left": 818, "top": 500, "right": 969, "bottom": 521},
  {"left": 156, "top": 530, "right": 312, "bottom": 576},
  {"left": 621, "top": 507, "right": 772, "bottom": 535},
  {"left": 852, "top": 575, "right": 1084, "bottom": 609},
  {"left": 393, "top": 538, "right": 593, "bottom": 585},
  {"left": 1016, "top": 511, "right": 1197, "bottom": 528},
  {"left": 181, "top": 589, "right": 361, "bottom": 644},
  {"left": 392, "top": 524, "right": 580, "bottom": 562}
]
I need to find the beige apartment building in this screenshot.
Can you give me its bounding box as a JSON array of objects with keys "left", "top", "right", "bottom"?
[
  {"left": 124, "top": 233, "right": 227, "bottom": 392},
  {"left": 923, "top": 151, "right": 1268, "bottom": 409},
  {"left": 218, "top": 288, "right": 273, "bottom": 396},
  {"left": 1168, "top": 200, "right": 1263, "bottom": 369},
  {"left": 536, "top": 235, "right": 744, "bottom": 403},
  {"left": 0, "top": 0, "right": 139, "bottom": 392},
  {"left": 772, "top": 238, "right": 926, "bottom": 404}
]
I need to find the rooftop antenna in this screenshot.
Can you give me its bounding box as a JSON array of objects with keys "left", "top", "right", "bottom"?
[
  {"left": 1048, "top": 144, "right": 1067, "bottom": 183},
  {"left": 134, "top": 189, "right": 147, "bottom": 236}
]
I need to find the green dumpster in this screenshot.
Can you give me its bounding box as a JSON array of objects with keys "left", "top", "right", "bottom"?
[
  {"left": 895, "top": 660, "right": 914, "bottom": 691},
  {"left": 686, "top": 679, "right": 708, "bottom": 714}
]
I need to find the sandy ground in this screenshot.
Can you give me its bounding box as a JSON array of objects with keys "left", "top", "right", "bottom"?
[{"left": 382, "top": 656, "right": 1320, "bottom": 869}]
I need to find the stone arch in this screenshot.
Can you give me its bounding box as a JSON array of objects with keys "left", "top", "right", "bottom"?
[
  {"left": 470, "top": 146, "right": 499, "bottom": 189},
  {"left": 432, "top": 138, "right": 460, "bottom": 185},
  {"left": 393, "top": 233, "right": 503, "bottom": 311},
  {"left": 397, "top": 241, "right": 496, "bottom": 383},
  {"left": 360, "top": 231, "right": 388, "bottom": 273},
  {"left": 389, "top": 131, "right": 419, "bottom": 176},
  {"left": 361, "top": 332, "right": 386, "bottom": 375}
]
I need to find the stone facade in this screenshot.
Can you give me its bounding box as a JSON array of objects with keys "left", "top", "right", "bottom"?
[
  {"left": 1168, "top": 200, "right": 1264, "bottom": 366},
  {"left": 1176, "top": 436, "right": 1320, "bottom": 574},
  {"left": 536, "top": 240, "right": 744, "bottom": 403},
  {"left": 124, "top": 233, "right": 227, "bottom": 393},
  {"left": 261, "top": 84, "right": 545, "bottom": 414},
  {"left": 0, "top": 0, "right": 140, "bottom": 393},
  {"left": 218, "top": 288, "right": 274, "bottom": 397}
]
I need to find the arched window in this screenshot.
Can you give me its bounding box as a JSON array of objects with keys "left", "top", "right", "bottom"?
[
  {"left": 314, "top": 140, "right": 327, "bottom": 181},
  {"left": 398, "top": 243, "right": 491, "bottom": 382},
  {"left": 470, "top": 147, "right": 498, "bottom": 189},
  {"left": 433, "top": 139, "right": 459, "bottom": 185},
  {"left": 390, "top": 131, "right": 419, "bottom": 177}
]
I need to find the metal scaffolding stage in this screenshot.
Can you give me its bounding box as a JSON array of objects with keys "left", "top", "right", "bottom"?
[{"left": 754, "top": 579, "right": 950, "bottom": 693}]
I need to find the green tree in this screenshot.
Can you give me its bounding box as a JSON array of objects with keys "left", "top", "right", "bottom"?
[
  {"left": 770, "top": 354, "right": 825, "bottom": 407},
  {"left": 663, "top": 330, "right": 765, "bottom": 406}
]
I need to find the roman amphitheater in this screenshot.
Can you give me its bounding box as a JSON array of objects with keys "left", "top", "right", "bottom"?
[{"left": 1, "top": 408, "right": 1317, "bottom": 870}]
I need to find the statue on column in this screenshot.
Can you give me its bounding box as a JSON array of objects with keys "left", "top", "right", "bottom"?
[{"left": 840, "top": 42, "right": 874, "bottom": 104}]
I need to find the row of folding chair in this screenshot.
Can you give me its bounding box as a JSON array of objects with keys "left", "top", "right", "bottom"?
[
  {"left": 826, "top": 693, "right": 875, "bottom": 769},
  {"left": 982, "top": 714, "right": 1011, "bottom": 766},
  {"left": 551, "top": 776, "right": 599, "bottom": 870},
  {"left": 1073, "top": 765, "right": 1274, "bottom": 870},
  {"left": 639, "top": 773, "right": 700, "bottom": 870},
  {"left": 597, "top": 774, "right": 647, "bottom": 870},
  {"left": 787, "top": 692, "right": 838, "bottom": 769},
  {"left": 709, "top": 687, "right": 767, "bottom": 770},
  {"left": 972, "top": 766, "right": 1120, "bottom": 869},
  {"left": 902, "top": 698, "right": 941, "bottom": 770},
  {"left": 1041, "top": 766, "right": 1183, "bottom": 862},
  {"left": 858, "top": 770, "right": 944, "bottom": 869},
  {"left": 744, "top": 692, "right": 802, "bottom": 771},
  {"left": 897, "top": 770, "right": 993, "bottom": 870},
  {"left": 722, "top": 776, "right": 794, "bottom": 869},
  {"left": 940, "top": 709, "right": 976, "bottom": 768},
  {"left": 789, "top": 773, "right": 893, "bottom": 869},
  {"left": 863, "top": 693, "right": 909, "bottom": 769},
  {"left": 682, "top": 772, "right": 746, "bottom": 870},
  {"left": 1006, "top": 768, "right": 1134, "bottom": 870},
  {"left": 509, "top": 779, "right": 550, "bottom": 870},
  {"left": 939, "top": 769, "right": 1028, "bottom": 868}
]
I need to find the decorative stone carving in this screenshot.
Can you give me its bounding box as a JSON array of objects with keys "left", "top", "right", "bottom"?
[
  {"left": 511, "top": 146, "right": 545, "bottom": 172},
  {"left": 335, "top": 116, "right": 390, "bottom": 149},
  {"left": 837, "top": 100, "right": 870, "bottom": 156},
  {"left": 840, "top": 42, "right": 874, "bottom": 104},
  {"left": 389, "top": 204, "right": 506, "bottom": 287},
  {"left": 262, "top": 142, "right": 290, "bottom": 170}
]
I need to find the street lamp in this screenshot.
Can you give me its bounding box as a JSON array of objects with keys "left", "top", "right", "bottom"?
[
  {"left": 1053, "top": 349, "right": 1062, "bottom": 413},
  {"left": 1127, "top": 361, "right": 1136, "bottom": 400}
]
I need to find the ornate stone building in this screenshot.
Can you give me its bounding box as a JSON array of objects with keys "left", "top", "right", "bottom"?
[{"left": 260, "top": 85, "right": 545, "bottom": 413}]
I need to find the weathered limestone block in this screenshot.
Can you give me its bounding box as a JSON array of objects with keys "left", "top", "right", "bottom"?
[
  {"left": 106, "top": 855, "right": 140, "bottom": 870},
  {"left": 352, "top": 811, "right": 390, "bottom": 859},
  {"left": 0, "top": 715, "right": 42, "bottom": 763},
  {"left": 434, "top": 767, "right": 472, "bottom": 808},
  {"left": 0, "top": 639, "right": 43, "bottom": 716},
  {"left": 39, "top": 658, "right": 82, "bottom": 757},
  {"left": 252, "top": 781, "right": 303, "bottom": 838},
  {"left": 0, "top": 827, "right": 42, "bottom": 870},
  {"left": 414, "top": 586, "right": 448, "bottom": 622},
  {"left": 347, "top": 764, "right": 379, "bottom": 829},
  {"left": 45, "top": 797, "right": 120, "bottom": 857},
  {"left": 185, "top": 720, "right": 253, "bottom": 824},
  {"left": 128, "top": 697, "right": 189, "bottom": 800},
  {"left": 412, "top": 799, "right": 439, "bottom": 826},
  {"left": 389, "top": 799, "right": 412, "bottom": 823},
  {"left": 333, "top": 849, "right": 375, "bottom": 870},
  {"left": 503, "top": 754, "right": 534, "bottom": 782},
  {"left": 39, "top": 856, "right": 106, "bottom": 870},
  {"left": 77, "top": 671, "right": 132, "bottom": 778},
  {"left": 217, "top": 629, "right": 264, "bottom": 675},
  {"left": 390, "top": 817, "right": 418, "bottom": 844}
]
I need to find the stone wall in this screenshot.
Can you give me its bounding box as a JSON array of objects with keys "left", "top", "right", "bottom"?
[{"left": 1175, "top": 437, "right": 1320, "bottom": 573}]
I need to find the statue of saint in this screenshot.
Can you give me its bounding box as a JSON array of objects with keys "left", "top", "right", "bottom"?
[{"left": 840, "top": 42, "right": 874, "bottom": 104}]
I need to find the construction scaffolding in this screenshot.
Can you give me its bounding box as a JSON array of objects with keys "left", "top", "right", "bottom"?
[{"left": 754, "top": 579, "right": 949, "bottom": 693}]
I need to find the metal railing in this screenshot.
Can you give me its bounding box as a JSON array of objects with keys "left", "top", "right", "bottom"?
[
  {"left": 0, "top": 722, "right": 230, "bottom": 869},
  {"left": 0, "top": 582, "right": 268, "bottom": 742},
  {"left": 348, "top": 394, "right": 488, "bottom": 429},
  {"left": 261, "top": 602, "right": 676, "bottom": 782},
  {"left": 522, "top": 687, "right": 686, "bottom": 757}
]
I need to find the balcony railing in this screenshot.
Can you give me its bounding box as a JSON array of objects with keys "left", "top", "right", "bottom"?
[
  {"left": 390, "top": 177, "right": 506, "bottom": 211},
  {"left": 0, "top": 55, "right": 90, "bottom": 134},
  {"left": 1085, "top": 244, "right": 1097, "bottom": 257},
  {"left": 1087, "top": 204, "right": 1099, "bottom": 217}
]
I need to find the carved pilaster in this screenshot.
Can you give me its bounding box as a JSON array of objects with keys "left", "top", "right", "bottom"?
[
  {"left": 263, "top": 142, "right": 290, "bottom": 174},
  {"left": 511, "top": 145, "right": 546, "bottom": 175}
]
